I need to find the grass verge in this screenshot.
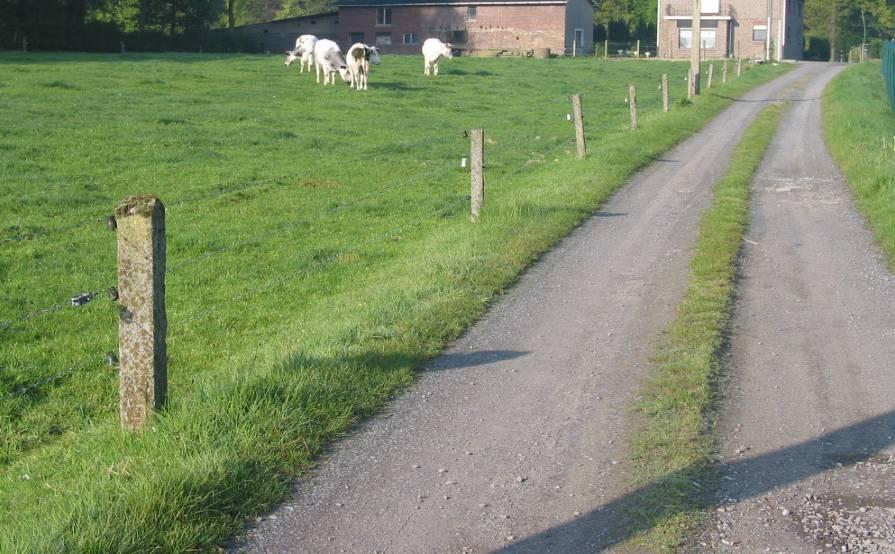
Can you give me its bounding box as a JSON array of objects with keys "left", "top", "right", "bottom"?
[
  {"left": 823, "top": 62, "right": 895, "bottom": 271},
  {"left": 0, "top": 54, "right": 789, "bottom": 551},
  {"left": 624, "top": 102, "right": 785, "bottom": 550}
]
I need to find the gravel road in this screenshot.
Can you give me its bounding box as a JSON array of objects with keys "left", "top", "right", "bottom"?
[
  {"left": 699, "top": 63, "right": 895, "bottom": 553},
  {"left": 231, "top": 64, "right": 821, "bottom": 554}
]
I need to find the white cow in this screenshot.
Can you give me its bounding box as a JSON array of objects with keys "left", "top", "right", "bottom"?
[
  {"left": 422, "top": 38, "right": 453, "bottom": 76},
  {"left": 284, "top": 34, "right": 318, "bottom": 73},
  {"left": 313, "top": 39, "right": 351, "bottom": 85},
  {"left": 345, "top": 43, "right": 382, "bottom": 91}
]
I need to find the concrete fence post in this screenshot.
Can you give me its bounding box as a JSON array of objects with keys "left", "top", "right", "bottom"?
[
  {"left": 707, "top": 63, "right": 714, "bottom": 89},
  {"left": 22, "top": 36, "right": 27, "bottom": 52},
  {"left": 116, "top": 196, "right": 167, "bottom": 432},
  {"left": 569, "top": 94, "right": 586, "bottom": 160},
  {"left": 469, "top": 130, "right": 485, "bottom": 222},
  {"left": 636, "top": 39, "right": 641, "bottom": 58},
  {"left": 120, "top": 41, "right": 126, "bottom": 54},
  {"left": 662, "top": 73, "right": 669, "bottom": 112},
  {"left": 737, "top": 57, "right": 743, "bottom": 77},
  {"left": 572, "top": 40, "right": 576, "bottom": 57},
  {"left": 628, "top": 84, "right": 638, "bottom": 130},
  {"left": 604, "top": 39, "right": 608, "bottom": 59},
  {"left": 722, "top": 60, "right": 728, "bottom": 83}
]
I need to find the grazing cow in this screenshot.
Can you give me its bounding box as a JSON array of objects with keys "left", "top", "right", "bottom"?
[
  {"left": 422, "top": 38, "right": 454, "bottom": 76},
  {"left": 313, "top": 39, "right": 351, "bottom": 85},
  {"left": 345, "top": 43, "right": 382, "bottom": 91},
  {"left": 284, "top": 34, "right": 318, "bottom": 73}
]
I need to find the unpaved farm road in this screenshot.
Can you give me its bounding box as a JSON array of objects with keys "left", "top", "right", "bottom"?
[
  {"left": 698, "top": 67, "right": 895, "bottom": 552},
  {"left": 230, "top": 63, "right": 870, "bottom": 553}
]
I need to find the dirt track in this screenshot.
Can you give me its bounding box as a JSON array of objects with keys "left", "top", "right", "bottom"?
[
  {"left": 231, "top": 64, "right": 833, "bottom": 553},
  {"left": 699, "top": 65, "right": 895, "bottom": 552}
]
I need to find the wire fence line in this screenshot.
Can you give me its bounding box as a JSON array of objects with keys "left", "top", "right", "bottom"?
[{"left": 3, "top": 74, "right": 670, "bottom": 414}]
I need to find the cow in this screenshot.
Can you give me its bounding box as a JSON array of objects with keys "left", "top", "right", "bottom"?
[
  {"left": 422, "top": 38, "right": 454, "bottom": 76},
  {"left": 284, "top": 34, "right": 317, "bottom": 73},
  {"left": 313, "top": 39, "right": 351, "bottom": 85},
  {"left": 345, "top": 43, "right": 382, "bottom": 90}
]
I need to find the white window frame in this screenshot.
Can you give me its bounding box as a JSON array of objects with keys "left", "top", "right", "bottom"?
[
  {"left": 403, "top": 32, "right": 417, "bottom": 45},
  {"left": 376, "top": 7, "right": 392, "bottom": 26},
  {"left": 574, "top": 28, "right": 584, "bottom": 47},
  {"left": 752, "top": 24, "right": 767, "bottom": 42},
  {"left": 679, "top": 28, "right": 692, "bottom": 49},
  {"left": 699, "top": 28, "right": 716, "bottom": 49},
  {"left": 700, "top": 0, "right": 720, "bottom": 14},
  {"left": 375, "top": 32, "right": 392, "bottom": 45}
]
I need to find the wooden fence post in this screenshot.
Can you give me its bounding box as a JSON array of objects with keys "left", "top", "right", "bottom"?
[
  {"left": 469, "top": 130, "right": 484, "bottom": 222},
  {"left": 22, "top": 36, "right": 27, "bottom": 52},
  {"left": 707, "top": 63, "right": 714, "bottom": 89},
  {"left": 737, "top": 57, "right": 742, "bottom": 76},
  {"left": 722, "top": 60, "right": 728, "bottom": 83},
  {"left": 628, "top": 84, "right": 638, "bottom": 129},
  {"left": 604, "top": 39, "right": 608, "bottom": 59},
  {"left": 662, "top": 73, "right": 669, "bottom": 112},
  {"left": 120, "top": 41, "right": 126, "bottom": 54},
  {"left": 116, "top": 196, "right": 167, "bottom": 432},
  {"left": 569, "top": 94, "right": 586, "bottom": 160},
  {"left": 636, "top": 39, "right": 641, "bottom": 58}
]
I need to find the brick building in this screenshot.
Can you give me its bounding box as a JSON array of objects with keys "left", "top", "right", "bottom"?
[
  {"left": 658, "top": 0, "right": 803, "bottom": 60},
  {"left": 211, "top": 12, "right": 339, "bottom": 53},
  {"left": 334, "top": 0, "right": 596, "bottom": 55}
]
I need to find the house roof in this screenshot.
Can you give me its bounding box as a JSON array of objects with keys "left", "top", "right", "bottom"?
[
  {"left": 216, "top": 12, "right": 338, "bottom": 31},
  {"left": 334, "top": 0, "right": 595, "bottom": 7}
]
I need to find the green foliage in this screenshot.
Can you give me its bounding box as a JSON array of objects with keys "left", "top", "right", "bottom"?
[
  {"left": 804, "top": 0, "right": 895, "bottom": 60},
  {"left": 0, "top": 52, "right": 788, "bottom": 551}
]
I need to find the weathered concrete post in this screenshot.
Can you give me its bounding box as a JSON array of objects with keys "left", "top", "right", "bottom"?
[
  {"left": 120, "top": 41, "right": 126, "bottom": 54},
  {"left": 116, "top": 196, "right": 167, "bottom": 432},
  {"left": 604, "top": 39, "right": 609, "bottom": 59},
  {"left": 722, "top": 60, "right": 728, "bottom": 83},
  {"left": 662, "top": 73, "right": 669, "bottom": 112},
  {"left": 636, "top": 39, "right": 641, "bottom": 58},
  {"left": 470, "top": 130, "right": 485, "bottom": 222},
  {"left": 707, "top": 63, "right": 714, "bottom": 89},
  {"left": 628, "top": 84, "right": 638, "bottom": 130},
  {"left": 737, "top": 57, "right": 743, "bottom": 76},
  {"left": 569, "top": 94, "right": 586, "bottom": 160},
  {"left": 572, "top": 40, "right": 576, "bottom": 57}
]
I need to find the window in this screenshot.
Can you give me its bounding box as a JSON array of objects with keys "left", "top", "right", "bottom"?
[
  {"left": 574, "top": 28, "right": 584, "bottom": 47},
  {"left": 753, "top": 25, "right": 767, "bottom": 41},
  {"left": 679, "top": 28, "right": 716, "bottom": 49},
  {"left": 699, "top": 28, "right": 716, "bottom": 49},
  {"left": 451, "top": 29, "right": 467, "bottom": 43},
  {"left": 376, "top": 8, "right": 392, "bottom": 26},
  {"left": 466, "top": 6, "right": 477, "bottom": 21},
  {"left": 700, "top": 0, "right": 719, "bottom": 13},
  {"left": 375, "top": 32, "right": 392, "bottom": 45},
  {"left": 403, "top": 33, "right": 417, "bottom": 45},
  {"left": 349, "top": 32, "right": 364, "bottom": 44}
]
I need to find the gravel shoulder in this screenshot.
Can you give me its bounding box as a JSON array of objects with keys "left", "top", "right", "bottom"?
[
  {"left": 699, "top": 63, "right": 895, "bottom": 553},
  {"left": 231, "top": 65, "right": 818, "bottom": 554}
]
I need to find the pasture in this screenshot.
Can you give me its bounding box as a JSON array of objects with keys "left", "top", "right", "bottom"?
[{"left": 0, "top": 51, "right": 788, "bottom": 550}]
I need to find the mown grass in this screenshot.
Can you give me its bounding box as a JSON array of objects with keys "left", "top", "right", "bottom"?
[
  {"left": 823, "top": 62, "right": 895, "bottom": 271},
  {"left": 0, "top": 52, "right": 788, "bottom": 551},
  {"left": 625, "top": 103, "right": 785, "bottom": 550}
]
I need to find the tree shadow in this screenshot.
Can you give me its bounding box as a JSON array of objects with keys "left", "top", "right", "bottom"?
[
  {"left": 497, "top": 410, "right": 895, "bottom": 552},
  {"left": 422, "top": 349, "right": 529, "bottom": 371}
]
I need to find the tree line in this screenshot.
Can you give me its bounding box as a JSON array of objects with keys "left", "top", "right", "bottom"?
[{"left": 1, "top": 0, "right": 893, "bottom": 54}]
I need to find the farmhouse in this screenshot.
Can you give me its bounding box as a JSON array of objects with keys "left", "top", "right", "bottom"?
[
  {"left": 333, "top": 0, "right": 596, "bottom": 56},
  {"left": 211, "top": 12, "right": 339, "bottom": 52},
  {"left": 657, "top": 0, "right": 804, "bottom": 61}
]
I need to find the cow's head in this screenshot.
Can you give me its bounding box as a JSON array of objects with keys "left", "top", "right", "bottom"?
[
  {"left": 338, "top": 64, "right": 352, "bottom": 83},
  {"left": 284, "top": 49, "right": 300, "bottom": 67},
  {"left": 444, "top": 43, "right": 455, "bottom": 59},
  {"left": 367, "top": 46, "right": 382, "bottom": 65}
]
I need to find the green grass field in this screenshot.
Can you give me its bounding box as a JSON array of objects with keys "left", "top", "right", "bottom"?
[
  {"left": 0, "top": 52, "right": 788, "bottom": 551},
  {"left": 823, "top": 62, "right": 895, "bottom": 270}
]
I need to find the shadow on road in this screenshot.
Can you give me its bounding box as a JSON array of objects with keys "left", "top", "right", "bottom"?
[
  {"left": 424, "top": 350, "right": 529, "bottom": 371},
  {"left": 495, "top": 410, "right": 895, "bottom": 552}
]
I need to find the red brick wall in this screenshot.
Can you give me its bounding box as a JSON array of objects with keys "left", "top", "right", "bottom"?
[{"left": 338, "top": 4, "right": 568, "bottom": 55}]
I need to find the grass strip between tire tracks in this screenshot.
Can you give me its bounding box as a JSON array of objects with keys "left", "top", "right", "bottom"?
[
  {"left": 823, "top": 62, "right": 895, "bottom": 272},
  {"left": 625, "top": 102, "right": 786, "bottom": 550}
]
